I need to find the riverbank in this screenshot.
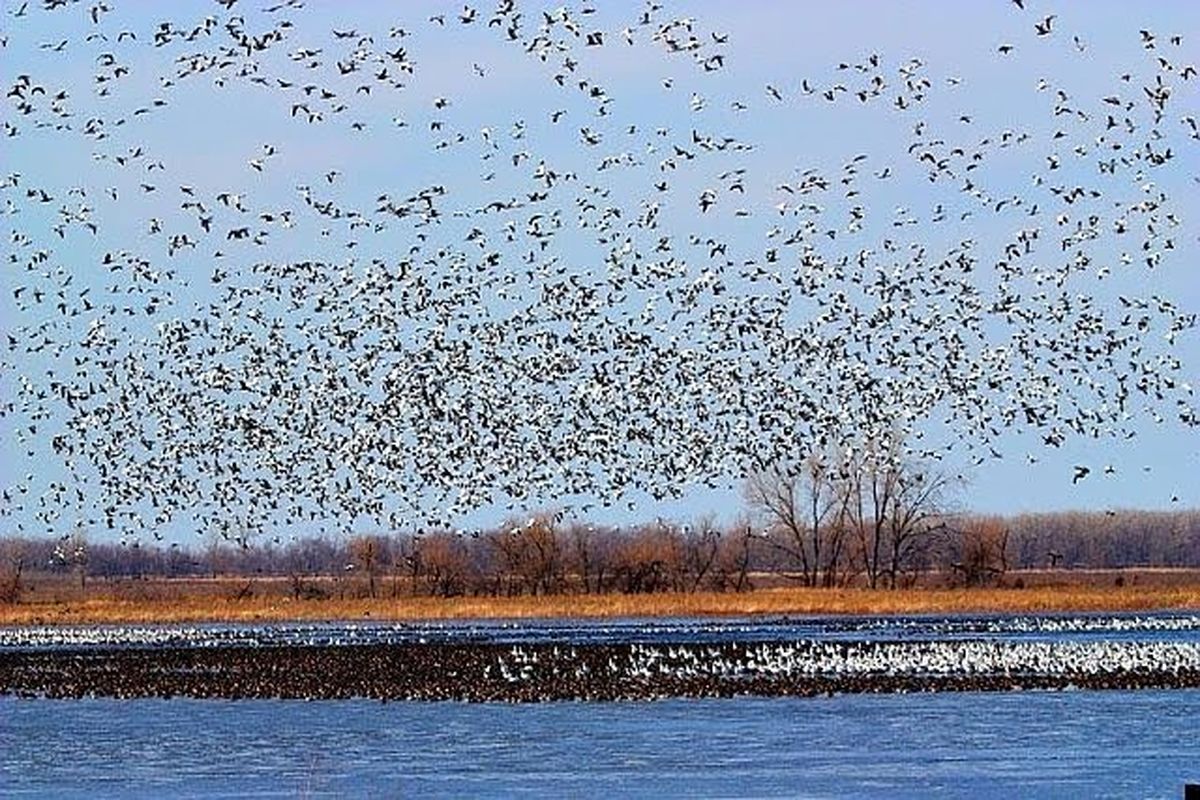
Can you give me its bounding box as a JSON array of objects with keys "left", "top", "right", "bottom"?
[{"left": 3, "top": 579, "right": 1198, "bottom": 626}]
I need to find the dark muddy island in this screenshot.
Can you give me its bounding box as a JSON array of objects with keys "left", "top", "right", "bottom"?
[{"left": 4, "top": 639, "right": 1198, "bottom": 702}]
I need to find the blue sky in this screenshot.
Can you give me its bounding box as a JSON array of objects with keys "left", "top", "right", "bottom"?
[{"left": 2, "top": 1, "right": 1197, "bottom": 542}]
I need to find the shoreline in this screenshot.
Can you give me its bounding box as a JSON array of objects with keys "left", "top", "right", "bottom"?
[{"left": 3, "top": 583, "right": 1198, "bottom": 626}]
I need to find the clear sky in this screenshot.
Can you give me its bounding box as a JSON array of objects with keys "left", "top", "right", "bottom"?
[{"left": 2, "top": 0, "right": 1197, "bottom": 543}]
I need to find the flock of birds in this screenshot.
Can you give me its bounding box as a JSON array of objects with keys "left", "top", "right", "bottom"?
[
  {"left": 490, "top": 638, "right": 1200, "bottom": 685},
  {"left": 5, "top": 613, "right": 1198, "bottom": 651},
  {"left": 13, "top": 635, "right": 1199, "bottom": 701},
  {"left": 1, "top": 0, "right": 1197, "bottom": 544},
  {"left": 9, "top": 614, "right": 1200, "bottom": 652},
  {"left": 5, "top": 615, "right": 1198, "bottom": 700}
]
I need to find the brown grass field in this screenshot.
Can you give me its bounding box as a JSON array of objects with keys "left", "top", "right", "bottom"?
[{"left": 2, "top": 570, "right": 1198, "bottom": 625}]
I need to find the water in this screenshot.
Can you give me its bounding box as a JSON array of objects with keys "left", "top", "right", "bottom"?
[
  {"left": 2, "top": 691, "right": 1197, "bottom": 798},
  {"left": 3, "top": 614, "right": 1198, "bottom": 795}
]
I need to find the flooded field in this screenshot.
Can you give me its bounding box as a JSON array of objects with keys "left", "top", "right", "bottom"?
[{"left": 3, "top": 690, "right": 1198, "bottom": 798}]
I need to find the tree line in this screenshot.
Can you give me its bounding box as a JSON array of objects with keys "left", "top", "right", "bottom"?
[{"left": 3, "top": 506, "right": 1198, "bottom": 602}]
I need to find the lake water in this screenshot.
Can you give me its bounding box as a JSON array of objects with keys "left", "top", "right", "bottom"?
[{"left": 3, "top": 690, "right": 1198, "bottom": 798}]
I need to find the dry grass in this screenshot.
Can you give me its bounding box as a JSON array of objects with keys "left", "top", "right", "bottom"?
[{"left": 2, "top": 582, "right": 1198, "bottom": 626}]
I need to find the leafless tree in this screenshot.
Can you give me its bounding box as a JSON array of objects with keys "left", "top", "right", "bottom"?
[
  {"left": 613, "top": 523, "right": 677, "bottom": 593},
  {"left": 350, "top": 535, "right": 380, "bottom": 598},
  {"left": 745, "top": 455, "right": 846, "bottom": 587},
  {"left": 487, "top": 523, "right": 526, "bottom": 597},
  {"left": 834, "top": 440, "right": 956, "bottom": 589},
  {"left": 52, "top": 528, "right": 90, "bottom": 594},
  {"left": 0, "top": 538, "right": 29, "bottom": 603},
  {"left": 679, "top": 517, "right": 722, "bottom": 593},
  {"left": 565, "top": 522, "right": 616, "bottom": 594},
  {"left": 517, "top": 514, "right": 563, "bottom": 596},
  {"left": 416, "top": 531, "right": 471, "bottom": 597},
  {"left": 881, "top": 463, "right": 956, "bottom": 589},
  {"left": 3, "top": 503, "right": 1194, "bottom": 598},
  {"left": 941, "top": 515, "right": 1011, "bottom": 587},
  {"left": 707, "top": 519, "right": 755, "bottom": 592}
]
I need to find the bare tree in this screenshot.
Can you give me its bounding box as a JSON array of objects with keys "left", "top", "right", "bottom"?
[
  {"left": 487, "top": 523, "right": 526, "bottom": 597},
  {"left": 745, "top": 456, "right": 837, "bottom": 587},
  {"left": 4, "top": 499, "right": 1194, "bottom": 601},
  {"left": 52, "top": 529, "right": 90, "bottom": 594},
  {"left": 942, "top": 515, "right": 1011, "bottom": 587},
  {"left": 708, "top": 519, "right": 755, "bottom": 592},
  {"left": 416, "top": 531, "right": 471, "bottom": 597},
  {"left": 392, "top": 533, "right": 425, "bottom": 597},
  {"left": 882, "top": 465, "right": 956, "bottom": 589},
  {"left": 679, "top": 517, "right": 722, "bottom": 593},
  {"left": 0, "top": 538, "right": 29, "bottom": 603},
  {"left": 350, "top": 535, "right": 380, "bottom": 598},
  {"left": 565, "top": 523, "right": 595, "bottom": 593},
  {"left": 517, "top": 514, "right": 563, "bottom": 596},
  {"left": 832, "top": 439, "right": 957, "bottom": 589},
  {"left": 487, "top": 513, "right": 565, "bottom": 596},
  {"left": 613, "top": 523, "right": 678, "bottom": 594}
]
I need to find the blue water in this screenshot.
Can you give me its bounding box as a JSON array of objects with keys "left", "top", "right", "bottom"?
[{"left": 3, "top": 690, "right": 1197, "bottom": 798}]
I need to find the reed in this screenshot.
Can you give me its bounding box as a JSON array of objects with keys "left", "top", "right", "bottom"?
[{"left": 1, "top": 584, "right": 1197, "bottom": 626}]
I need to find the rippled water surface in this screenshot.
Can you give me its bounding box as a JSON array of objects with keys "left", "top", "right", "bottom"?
[{"left": 3, "top": 690, "right": 1198, "bottom": 798}]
